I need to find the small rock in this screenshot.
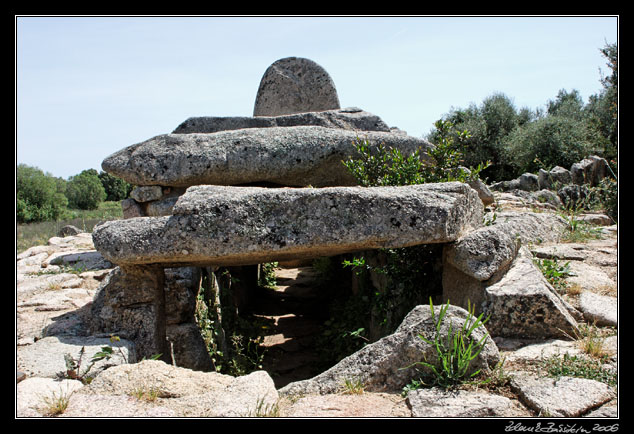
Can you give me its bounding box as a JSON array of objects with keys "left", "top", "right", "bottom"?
[
  {"left": 130, "top": 185, "right": 164, "bottom": 203},
  {"left": 578, "top": 292, "right": 617, "bottom": 327},
  {"left": 407, "top": 387, "right": 528, "bottom": 417},
  {"left": 58, "top": 225, "right": 83, "bottom": 237}
]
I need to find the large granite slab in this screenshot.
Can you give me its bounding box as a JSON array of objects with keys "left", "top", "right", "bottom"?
[
  {"left": 92, "top": 182, "right": 483, "bottom": 267},
  {"left": 101, "top": 126, "right": 432, "bottom": 188}
]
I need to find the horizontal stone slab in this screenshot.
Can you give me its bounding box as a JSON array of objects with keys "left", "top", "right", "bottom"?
[
  {"left": 101, "top": 126, "right": 432, "bottom": 188},
  {"left": 92, "top": 182, "right": 483, "bottom": 267},
  {"left": 172, "top": 107, "right": 392, "bottom": 134}
]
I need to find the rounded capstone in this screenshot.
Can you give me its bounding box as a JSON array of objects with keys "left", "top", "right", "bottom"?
[{"left": 253, "top": 57, "right": 341, "bottom": 116}]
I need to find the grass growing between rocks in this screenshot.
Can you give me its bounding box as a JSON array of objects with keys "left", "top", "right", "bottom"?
[
  {"left": 541, "top": 353, "right": 617, "bottom": 387},
  {"left": 40, "top": 389, "right": 73, "bottom": 416}
]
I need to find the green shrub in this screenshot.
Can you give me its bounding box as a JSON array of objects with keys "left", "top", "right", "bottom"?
[
  {"left": 65, "top": 169, "right": 107, "bottom": 210},
  {"left": 99, "top": 171, "right": 132, "bottom": 201},
  {"left": 343, "top": 120, "right": 489, "bottom": 187},
  {"left": 503, "top": 116, "right": 593, "bottom": 176},
  {"left": 16, "top": 164, "right": 68, "bottom": 223}
]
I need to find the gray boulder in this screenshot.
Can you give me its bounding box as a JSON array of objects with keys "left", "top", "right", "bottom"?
[
  {"left": 518, "top": 173, "right": 539, "bottom": 191},
  {"left": 490, "top": 211, "right": 568, "bottom": 245},
  {"left": 481, "top": 247, "right": 580, "bottom": 339},
  {"left": 253, "top": 57, "right": 340, "bottom": 116},
  {"left": 57, "top": 225, "right": 82, "bottom": 237},
  {"left": 538, "top": 166, "right": 572, "bottom": 190},
  {"left": 443, "top": 224, "right": 521, "bottom": 282},
  {"left": 92, "top": 183, "right": 483, "bottom": 268},
  {"left": 571, "top": 155, "right": 609, "bottom": 186},
  {"left": 89, "top": 265, "right": 167, "bottom": 360},
  {"left": 442, "top": 209, "right": 578, "bottom": 339},
  {"left": 578, "top": 292, "right": 617, "bottom": 327},
  {"left": 279, "top": 303, "right": 500, "bottom": 395},
  {"left": 101, "top": 126, "right": 432, "bottom": 188},
  {"left": 558, "top": 184, "right": 589, "bottom": 209},
  {"left": 129, "top": 185, "right": 163, "bottom": 203}
]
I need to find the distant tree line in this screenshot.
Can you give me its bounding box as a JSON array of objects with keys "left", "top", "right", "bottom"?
[
  {"left": 16, "top": 165, "right": 132, "bottom": 223},
  {"left": 425, "top": 42, "right": 617, "bottom": 183}
]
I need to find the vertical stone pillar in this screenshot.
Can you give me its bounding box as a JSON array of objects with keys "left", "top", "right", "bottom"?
[{"left": 90, "top": 265, "right": 169, "bottom": 363}]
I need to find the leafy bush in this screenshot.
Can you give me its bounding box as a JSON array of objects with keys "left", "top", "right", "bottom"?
[
  {"left": 16, "top": 164, "right": 68, "bottom": 223},
  {"left": 65, "top": 169, "right": 107, "bottom": 210},
  {"left": 343, "top": 120, "right": 488, "bottom": 187},
  {"left": 342, "top": 139, "right": 428, "bottom": 187}
]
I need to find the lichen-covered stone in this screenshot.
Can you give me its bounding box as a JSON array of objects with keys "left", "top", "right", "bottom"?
[
  {"left": 253, "top": 57, "right": 340, "bottom": 116},
  {"left": 482, "top": 247, "right": 580, "bottom": 339},
  {"left": 92, "top": 183, "right": 483, "bottom": 268},
  {"left": 172, "top": 107, "right": 391, "bottom": 134},
  {"left": 101, "top": 126, "right": 432, "bottom": 188}
]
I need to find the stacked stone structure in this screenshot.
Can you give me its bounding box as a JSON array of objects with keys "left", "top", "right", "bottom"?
[{"left": 90, "top": 57, "right": 581, "bottom": 371}]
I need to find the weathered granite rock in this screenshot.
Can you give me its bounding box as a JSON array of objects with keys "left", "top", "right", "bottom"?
[
  {"left": 17, "top": 377, "right": 84, "bottom": 417},
  {"left": 519, "top": 173, "right": 539, "bottom": 191},
  {"left": 16, "top": 335, "right": 135, "bottom": 379},
  {"left": 164, "top": 267, "right": 201, "bottom": 325},
  {"left": 75, "top": 360, "right": 278, "bottom": 417},
  {"left": 89, "top": 265, "right": 168, "bottom": 361},
  {"left": 61, "top": 393, "right": 177, "bottom": 418},
  {"left": 443, "top": 224, "right": 521, "bottom": 282},
  {"left": 253, "top": 57, "right": 340, "bottom": 116},
  {"left": 558, "top": 184, "right": 589, "bottom": 209},
  {"left": 538, "top": 166, "right": 572, "bottom": 190},
  {"left": 482, "top": 247, "right": 580, "bottom": 339},
  {"left": 571, "top": 155, "right": 609, "bottom": 186},
  {"left": 467, "top": 178, "right": 495, "bottom": 206},
  {"left": 510, "top": 373, "right": 615, "bottom": 417},
  {"left": 58, "top": 225, "right": 82, "bottom": 237},
  {"left": 491, "top": 211, "right": 568, "bottom": 244},
  {"left": 130, "top": 185, "right": 163, "bottom": 203},
  {"left": 442, "top": 207, "right": 578, "bottom": 339},
  {"left": 121, "top": 198, "right": 144, "bottom": 219},
  {"left": 92, "top": 183, "right": 483, "bottom": 268},
  {"left": 578, "top": 292, "right": 617, "bottom": 327},
  {"left": 101, "top": 126, "right": 432, "bottom": 188},
  {"left": 407, "top": 387, "right": 527, "bottom": 417},
  {"left": 173, "top": 107, "right": 391, "bottom": 134},
  {"left": 444, "top": 246, "right": 580, "bottom": 339},
  {"left": 279, "top": 303, "right": 500, "bottom": 396},
  {"left": 567, "top": 262, "right": 616, "bottom": 293}
]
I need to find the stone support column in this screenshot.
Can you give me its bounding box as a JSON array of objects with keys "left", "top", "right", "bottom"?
[{"left": 90, "top": 265, "right": 169, "bottom": 363}]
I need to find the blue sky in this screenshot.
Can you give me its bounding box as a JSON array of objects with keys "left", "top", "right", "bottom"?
[{"left": 16, "top": 15, "right": 618, "bottom": 180}]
